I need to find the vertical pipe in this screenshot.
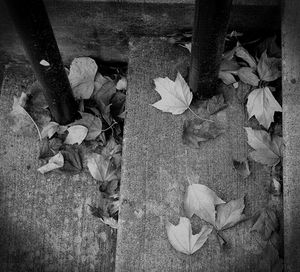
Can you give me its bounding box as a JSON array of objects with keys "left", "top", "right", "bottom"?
[
  {"left": 4, "top": 0, "right": 77, "bottom": 125},
  {"left": 189, "top": 0, "right": 232, "bottom": 98}
]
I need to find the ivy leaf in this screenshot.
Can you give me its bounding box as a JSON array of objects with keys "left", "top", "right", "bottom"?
[
  {"left": 182, "top": 119, "right": 225, "bottom": 149},
  {"left": 68, "top": 57, "right": 98, "bottom": 99},
  {"left": 233, "top": 159, "right": 251, "bottom": 178},
  {"left": 37, "top": 152, "right": 64, "bottom": 174},
  {"left": 166, "top": 217, "right": 212, "bottom": 255},
  {"left": 64, "top": 125, "right": 88, "bottom": 145},
  {"left": 237, "top": 67, "right": 260, "bottom": 86},
  {"left": 215, "top": 197, "right": 246, "bottom": 231},
  {"left": 246, "top": 87, "right": 282, "bottom": 129},
  {"left": 69, "top": 112, "right": 102, "bottom": 141},
  {"left": 257, "top": 51, "right": 281, "bottom": 82},
  {"left": 184, "top": 184, "right": 225, "bottom": 225},
  {"left": 87, "top": 153, "right": 118, "bottom": 182},
  {"left": 245, "top": 127, "right": 283, "bottom": 166},
  {"left": 152, "top": 72, "right": 192, "bottom": 115},
  {"left": 251, "top": 208, "right": 278, "bottom": 241},
  {"left": 235, "top": 46, "right": 257, "bottom": 68},
  {"left": 41, "top": 121, "right": 67, "bottom": 139}
]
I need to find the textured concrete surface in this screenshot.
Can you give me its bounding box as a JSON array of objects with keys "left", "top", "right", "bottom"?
[
  {"left": 115, "top": 38, "right": 276, "bottom": 271},
  {"left": 282, "top": 0, "right": 300, "bottom": 271},
  {"left": 0, "top": 65, "right": 116, "bottom": 272},
  {"left": 0, "top": 2, "right": 280, "bottom": 65}
]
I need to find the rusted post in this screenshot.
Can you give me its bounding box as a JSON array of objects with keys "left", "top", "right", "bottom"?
[
  {"left": 189, "top": 0, "right": 232, "bottom": 98},
  {"left": 4, "top": 0, "right": 77, "bottom": 124}
]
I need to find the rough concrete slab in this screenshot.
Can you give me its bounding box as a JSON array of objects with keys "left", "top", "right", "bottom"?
[
  {"left": 0, "top": 2, "right": 280, "bottom": 65},
  {"left": 0, "top": 65, "right": 116, "bottom": 271},
  {"left": 282, "top": 0, "right": 300, "bottom": 271},
  {"left": 115, "top": 38, "right": 275, "bottom": 271}
]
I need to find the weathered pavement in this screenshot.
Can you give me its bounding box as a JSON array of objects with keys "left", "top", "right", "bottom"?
[
  {"left": 115, "top": 38, "right": 281, "bottom": 271},
  {"left": 0, "top": 65, "right": 117, "bottom": 272}
]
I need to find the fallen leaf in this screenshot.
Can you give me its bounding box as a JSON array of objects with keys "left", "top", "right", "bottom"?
[
  {"left": 256, "top": 36, "right": 281, "bottom": 59},
  {"left": 87, "top": 153, "right": 118, "bottom": 182},
  {"left": 235, "top": 46, "right": 257, "bottom": 68},
  {"left": 246, "top": 87, "right": 282, "bottom": 129},
  {"left": 257, "top": 51, "right": 281, "bottom": 82},
  {"left": 166, "top": 217, "right": 212, "bottom": 255},
  {"left": 92, "top": 73, "right": 116, "bottom": 106},
  {"left": 245, "top": 127, "right": 282, "bottom": 166},
  {"left": 60, "top": 145, "right": 83, "bottom": 172},
  {"left": 116, "top": 77, "right": 127, "bottom": 90},
  {"left": 68, "top": 57, "right": 98, "bottom": 99},
  {"left": 205, "top": 94, "right": 228, "bottom": 115},
  {"left": 237, "top": 67, "right": 260, "bottom": 86},
  {"left": 89, "top": 205, "right": 118, "bottom": 229},
  {"left": 182, "top": 119, "right": 225, "bottom": 149},
  {"left": 220, "top": 59, "right": 240, "bottom": 71},
  {"left": 69, "top": 112, "right": 102, "bottom": 141},
  {"left": 64, "top": 125, "right": 88, "bottom": 145},
  {"left": 251, "top": 208, "right": 278, "bottom": 241},
  {"left": 37, "top": 152, "right": 64, "bottom": 174},
  {"left": 101, "top": 137, "right": 122, "bottom": 168},
  {"left": 184, "top": 184, "right": 225, "bottom": 225},
  {"left": 269, "top": 178, "right": 281, "bottom": 196},
  {"left": 219, "top": 71, "right": 236, "bottom": 85},
  {"left": 39, "top": 137, "right": 63, "bottom": 159},
  {"left": 152, "top": 72, "right": 192, "bottom": 115},
  {"left": 9, "top": 92, "right": 41, "bottom": 139},
  {"left": 110, "top": 91, "right": 126, "bottom": 119},
  {"left": 41, "top": 121, "right": 67, "bottom": 139},
  {"left": 233, "top": 159, "right": 251, "bottom": 178},
  {"left": 40, "top": 59, "right": 50, "bottom": 66},
  {"left": 215, "top": 197, "right": 246, "bottom": 230},
  {"left": 179, "top": 43, "right": 192, "bottom": 52}
]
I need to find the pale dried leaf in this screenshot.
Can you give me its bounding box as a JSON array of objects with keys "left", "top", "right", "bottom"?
[
  {"left": 64, "top": 125, "right": 88, "bottom": 145},
  {"left": 166, "top": 217, "right": 212, "bottom": 255},
  {"left": 41, "top": 122, "right": 67, "bottom": 138},
  {"left": 245, "top": 127, "right": 282, "bottom": 166},
  {"left": 215, "top": 197, "right": 246, "bottom": 230},
  {"left": 37, "top": 152, "right": 64, "bottom": 174},
  {"left": 152, "top": 72, "right": 192, "bottom": 115},
  {"left": 116, "top": 77, "right": 127, "bottom": 90},
  {"left": 68, "top": 57, "right": 98, "bottom": 99},
  {"left": 247, "top": 87, "right": 282, "bottom": 129},
  {"left": 40, "top": 59, "right": 50, "bottom": 66},
  {"left": 184, "top": 184, "right": 225, "bottom": 225}
]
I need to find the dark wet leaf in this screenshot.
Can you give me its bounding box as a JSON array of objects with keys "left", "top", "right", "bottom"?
[
  {"left": 182, "top": 119, "right": 225, "bottom": 148},
  {"left": 60, "top": 145, "right": 83, "bottom": 172},
  {"left": 233, "top": 159, "right": 251, "bottom": 178}
]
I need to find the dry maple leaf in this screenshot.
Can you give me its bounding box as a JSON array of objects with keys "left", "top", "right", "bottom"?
[
  {"left": 215, "top": 196, "right": 246, "bottom": 231},
  {"left": 184, "top": 184, "right": 225, "bottom": 225},
  {"left": 152, "top": 72, "right": 192, "bottom": 115},
  {"left": 166, "top": 217, "right": 212, "bottom": 255},
  {"left": 247, "top": 87, "right": 282, "bottom": 129},
  {"left": 257, "top": 51, "right": 281, "bottom": 82},
  {"left": 245, "top": 127, "right": 283, "bottom": 166},
  {"left": 87, "top": 153, "right": 118, "bottom": 182}
]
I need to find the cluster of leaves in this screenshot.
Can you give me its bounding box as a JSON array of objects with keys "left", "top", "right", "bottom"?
[
  {"left": 9, "top": 57, "right": 127, "bottom": 229},
  {"left": 166, "top": 183, "right": 246, "bottom": 255}
]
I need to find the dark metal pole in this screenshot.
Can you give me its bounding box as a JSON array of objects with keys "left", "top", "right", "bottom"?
[
  {"left": 189, "top": 0, "right": 232, "bottom": 98},
  {"left": 4, "top": 0, "right": 78, "bottom": 124}
]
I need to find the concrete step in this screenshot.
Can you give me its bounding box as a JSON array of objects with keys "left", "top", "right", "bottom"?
[
  {"left": 115, "top": 37, "right": 281, "bottom": 271},
  {"left": 282, "top": 0, "right": 300, "bottom": 271},
  {"left": 0, "top": 65, "right": 116, "bottom": 272}
]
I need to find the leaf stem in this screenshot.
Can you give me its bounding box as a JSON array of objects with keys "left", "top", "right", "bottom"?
[
  {"left": 23, "top": 108, "right": 42, "bottom": 141},
  {"left": 101, "top": 121, "right": 118, "bottom": 132},
  {"left": 216, "top": 230, "right": 227, "bottom": 246},
  {"left": 188, "top": 107, "right": 214, "bottom": 122}
]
